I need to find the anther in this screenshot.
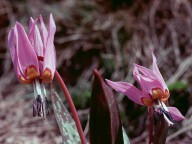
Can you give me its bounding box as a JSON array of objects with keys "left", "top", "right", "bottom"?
[
  {"left": 160, "top": 108, "right": 175, "bottom": 123},
  {"left": 33, "top": 95, "right": 44, "bottom": 117}
]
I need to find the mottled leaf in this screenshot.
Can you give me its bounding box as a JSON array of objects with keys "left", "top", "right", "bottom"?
[
  {"left": 89, "top": 69, "right": 124, "bottom": 144},
  {"left": 51, "top": 90, "right": 81, "bottom": 144}
]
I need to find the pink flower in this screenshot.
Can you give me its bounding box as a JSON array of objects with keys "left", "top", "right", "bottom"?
[
  {"left": 8, "top": 14, "right": 56, "bottom": 117},
  {"left": 8, "top": 14, "right": 56, "bottom": 84},
  {"left": 106, "top": 50, "right": 185, "bottom": 125}
]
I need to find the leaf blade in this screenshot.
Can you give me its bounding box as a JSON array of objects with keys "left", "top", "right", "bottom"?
[
  {"left": 51, "top": 90, "right": 81, "bottom": 144},
  {"left": 89, "top": 69, "right": 125, "bottom": 144}
]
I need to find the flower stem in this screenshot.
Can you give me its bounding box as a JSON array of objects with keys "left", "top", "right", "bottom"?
[
  {"left": 149, "top": 107, "right": 153, "bottom": 144},
  {"left": 55, "top": 71, "right": 86, "bottom": 144}
]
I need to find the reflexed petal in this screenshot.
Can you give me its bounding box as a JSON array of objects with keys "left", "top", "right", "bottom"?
[
  {"left": 8, "top": 27, "right": 20, "bottom": 76},
  {"left": 39, "top": 15, "right": 48, "bottom": 49},
  {"left": 133, "top": 67, "right": 148, "bottom": 95},
  {"left": 42, "top": 45, "right": 56, "bottom": 81},
  {"left": 151, "top": 50, "right": 168, "bottom": 91},
  {"left": 29, "top": 17, "right": 35, "bottom": 31},
  {"left": 134, "top": 63, "right": 155, "bottom": 78},
  {"left": 8, "top": 27, "right": 16, "bottom": 63},
  {"left": 15, "top": 22, "right": 39, "bottom": 77},
  {"left": 48, "top": 14, "right": 56, "bottom": 37},
  {"left": 140, "top": 75, "right": 162, "bottom": 94},
  {"left": 29, "top": 18, "right": 44, "bottom": 56},
  {"left": 8, "top": 27, "right": 32, "bottom": 84},
  {"left": 105, "top": 79, "right": 144, "bottom": 105},
  {"left": 42, "top": 14, "right": 56, "bottom": 81},
  {"left": 133, "top": 66, "right": 163, "bottom": 95},
  {"left": 168, "top": 107, "right": 185, "bottom": 121}
]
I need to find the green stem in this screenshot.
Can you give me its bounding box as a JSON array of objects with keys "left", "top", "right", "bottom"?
[{"left": 55, "top": 71, "right": 86, "bottom": 144}]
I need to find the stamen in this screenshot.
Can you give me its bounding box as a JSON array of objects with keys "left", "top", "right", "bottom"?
[
  {"left": 32, "top": 79, "right": 48, "bottom": 118},
  {"left": 33, "top": 95, "right": 44, "bottom": 117},
  {"left": 160, "top": 108, "right": 174, "bottom": 123},
  {"left": 158, "top": 100, "right": 175, "bottom": 126},
  {"left": 155, "top": 100, "right": 174, "bottom": 126}
]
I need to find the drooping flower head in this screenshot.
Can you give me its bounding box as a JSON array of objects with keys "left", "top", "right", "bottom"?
[
  {"left": 8, "top": 14, "right": 56, "bottom": 117},
  {"left": 8, "top": 14, "right": 56, "bottom": 84},
  {"left": 106, "top": 50, "right": 185, "bottom": 125}
]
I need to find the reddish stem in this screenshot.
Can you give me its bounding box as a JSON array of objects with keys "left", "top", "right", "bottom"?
[
  {"left": 149, "top": 107, "right": 153, "bottom": 144},
  {"left": 55, "top": 71, "right": 86, "bottom": 144}
]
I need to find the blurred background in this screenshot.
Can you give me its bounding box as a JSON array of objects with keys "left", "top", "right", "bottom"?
[{"left": 0, "top": 0, "right": 192, "bottom": 143}]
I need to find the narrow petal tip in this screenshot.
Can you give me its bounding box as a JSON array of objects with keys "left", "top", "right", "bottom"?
[
  {"left": 15, "top": 21, "right": 22, "bottom": 27},
  {"left": 8, "top": 27, "right": 15, "bottom": 49},
  {"left": 30, "top": 17, "right": 35, "bottom": 22},
  {"left": 49, "top": 13, "right": 56, "bottom": 33}
]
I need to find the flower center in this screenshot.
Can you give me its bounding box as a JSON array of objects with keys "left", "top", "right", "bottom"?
[
  {"left": 152, "top": 88, "right": 163, "bottom": 99},
  {"left": 41, "top": 68, "right": 52, "bottom": 82},
  {"left": 141, "top": 97, "right": 153, "bottom": 106},
  {"left": 19, "top": 75, "right": 33, "bottom": 84},
  {"left": 25, "top": 65, "right": 40, "bottom": 80},
  {"left": 161, "top": 89, "right": 169, "bottom": 102},
  {"left": 152, "top": 88, "right": 169, "bottom": 101},
  {"left": 37, "top": 56, "right": 53, "bottom": 82},
  {"left": 155, "top": 100, "right": 175, "bottom": 126},
  {"left": 140, "top": 88, "right": 170, "bottom": 107}
]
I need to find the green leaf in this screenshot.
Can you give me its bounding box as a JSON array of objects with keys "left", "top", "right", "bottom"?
[
  {"left": 51, "top": 90, "right": 81, "bottom": 144},
  {"left": 89, "top": 69, "right": 127, "bottom": 144},
  {"left": 168, "top": 82, "right": 188, "bottom": 91}
]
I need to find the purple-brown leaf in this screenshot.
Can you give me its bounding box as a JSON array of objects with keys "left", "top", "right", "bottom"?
[
  {"left": 89, "top": 69, "right": 124, "bottom": 144},
  {"left": 153, "top": 111, "right": 168, "bottom": 144}
]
